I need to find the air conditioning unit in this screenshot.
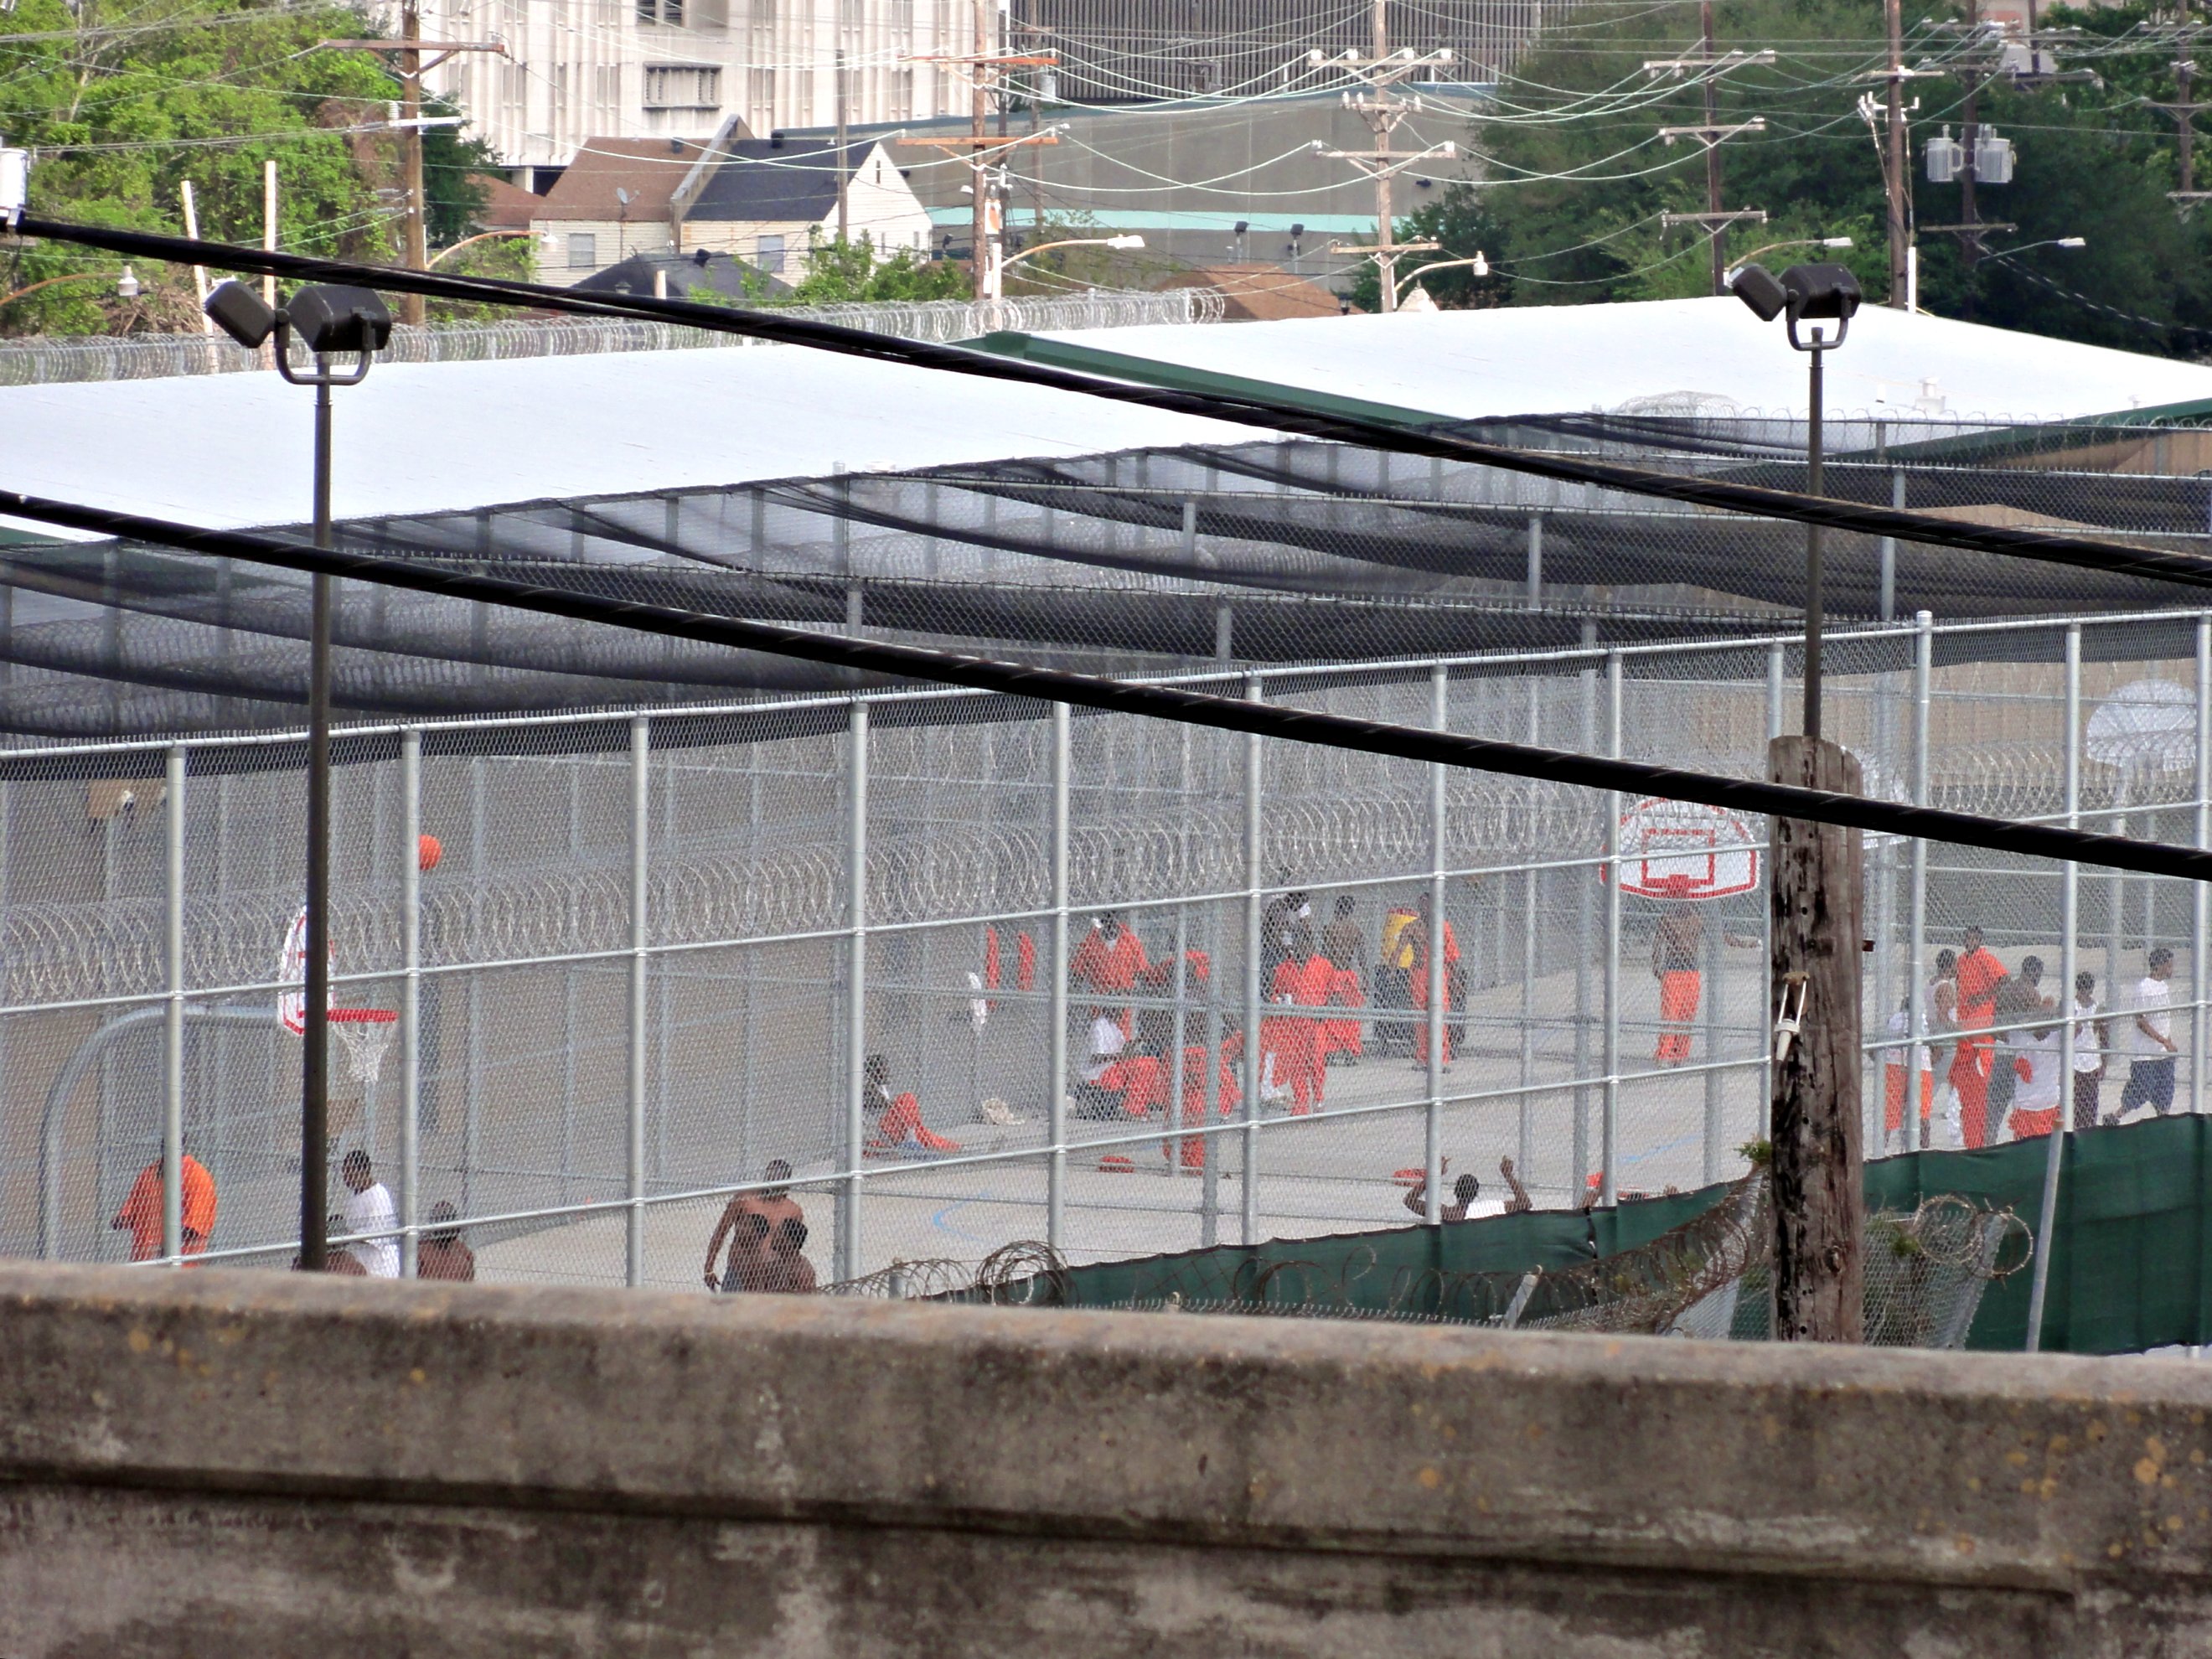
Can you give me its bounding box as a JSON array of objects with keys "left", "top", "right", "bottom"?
[
  {"left": 1974, "top": 128, "right": 2016, "bottom": 184},
  {"left": 1925, "top": 126, "right": 1963, "bottom": 183}
]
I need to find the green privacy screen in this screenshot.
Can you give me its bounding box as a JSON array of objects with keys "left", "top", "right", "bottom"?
[{"left": 1053, "top": 1116, "right": 2212, "bottom": 1354}]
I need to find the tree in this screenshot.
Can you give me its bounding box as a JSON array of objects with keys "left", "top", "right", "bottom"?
[
  {"left": 0, "top": 0, "right": 502, "bottom": 334},
  {"left": 1351, "top": 0, "right": 2212, "bottom": 355},
  {"left": 784, "top": 231, "right": 971, "bottom": 304}
]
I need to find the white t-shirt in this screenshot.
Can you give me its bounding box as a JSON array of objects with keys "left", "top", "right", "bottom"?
[
  {"left": 1884, "top": 1005, "right": 1930, "bottom": 1074},
  {"left": 2135, "top": 976, "right": 2173, "bottom": 1057},
  {"left": 2073, "top": 997, "right": 2104, "bottom": 1073},
  {"left": 1081, "top": 1015, "right": 1125, "bottom": 1083},
  {"left": 344, "top": 1180, "right": 401, "bottom": 1278},
  {"left": 2009, "top": 1028, "right": 2062, "bottom": 1115}
]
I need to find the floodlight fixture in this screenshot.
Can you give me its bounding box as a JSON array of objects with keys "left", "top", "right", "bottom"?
[
  {"left": 115, "top": 265, "right": 139, "bottom": 300},
  {"left": 1778, "top": 261, "right": 1862, "bottom": 351},
  {"left": 1104, "top": 234, "right": 1145, "bottom": 251},
  {"left": 282, "top": 284, "right": 393, "bottom": 359},
  {"left": 1729, "top": 261, "right": 1788, "bottom": 322},
  {"left": 204, "top": 279, "right": 280, "bottom": 349}
]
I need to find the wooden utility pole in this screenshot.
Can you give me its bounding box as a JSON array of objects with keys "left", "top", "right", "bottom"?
[
  {"left": 2150, "top": 6, "right": 2211, "bottom": 209},
  {"left": 1768, "top": 735, "right": 1864, "bottom": 1342},
  {"left": 1884, "top": 0, "right": 1910, "bottom": 306},
  {"left": 971, "top": 0, "right": 989, "bottom": 296},
  {"left": 1647, "top": 28, "right": 1770, "bottom": 293},
  {"left": 400, "top": 0, "right": 426, "bottom": 327},
  {"left": 835, "top": 47, "right": 850, "bottom": 245},
  {"left": 903, "top": 20, "right": 1059, "bottom": 299},
  {"left": 311, "top": 32, "right": 505, "bottom": 321},
  {"left": 1313, "top": 0, "right": 1456, "bottom": 311}
]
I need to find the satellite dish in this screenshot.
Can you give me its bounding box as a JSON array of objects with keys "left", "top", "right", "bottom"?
[{"left": 2085, "top": 680, "right": 2194, "bottom": 776}]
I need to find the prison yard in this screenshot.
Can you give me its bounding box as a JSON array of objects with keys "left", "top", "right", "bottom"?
[{"left": 18, "top": 62, "right": 2212, "bottom": 1646}]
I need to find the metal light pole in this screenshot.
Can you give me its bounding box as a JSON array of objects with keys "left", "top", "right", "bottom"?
[
  {"left": 1732, "top": 260, "right": 1866, "bottom": 1341},
  {"left": 204, "top": 280, "right": 390, "bottom": 1269}
]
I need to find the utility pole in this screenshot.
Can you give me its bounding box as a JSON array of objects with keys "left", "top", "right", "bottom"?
[
  {"left": 2150, "top": 7, "right": 2212, "bottom": 209},
  {"left": 835, "top": 47, "right": 850, "bottom": 245},
  {"left": 1646, "top": 31, "right": 1771, "bottom": 293},
  {"left": 1312, "top": 0, "right": 1457, "bottom": 312},
  {"left": 1884, "top": 0, "right": 1911, "bottom": 305},
  {"left": 904, "top": 13, "right": 1059, "bottom": 299},
  {"left": 971, "top": 0, "right": 988, "bottom": 297},
  {"left": 312, "top": 31, "right": 506, "bottom": 319},
  {"left": 400, "top": 0, "right": 426, "bottom": 327},
  {"left": 1768, "top": 735, "right": 1866, "bottom": 1343}
]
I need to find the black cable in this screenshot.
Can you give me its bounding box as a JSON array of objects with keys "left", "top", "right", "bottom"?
[
  {"left": 18, "top": 214, "right": 2212, "bottom": 598},
  {"left": 5, "top": 488, "right": 2207, "bottom": 886}
]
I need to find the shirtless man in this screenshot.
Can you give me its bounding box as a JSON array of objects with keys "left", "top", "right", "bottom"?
[
  {"left": 702, "top": 1158, "right": 804, "bottom": 1289},
  {"left": 1403, "top": 1162, "right": 1481, "bottom": 1222}
]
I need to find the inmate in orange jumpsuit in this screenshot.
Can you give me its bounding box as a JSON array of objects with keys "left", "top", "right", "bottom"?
[
  {"left": 1261, "top": 954, "right": 1331, "bottom": 1114},
  {"left": 1320, "top": 964, "right": 1366, "bottom": 1062},
  {"left": 1070, "top": 923, "right": 1148, "bottom": 1038},
  {"left": 869, "top": 1091, "right": 961, "bottom": 1153},
  {"left": 112, "top": 1155, "right": 218, "bottom": 1262},
  {"left": 1408, "top": 920, "right": 1460, "bottom": 1066},
  {"left": 1165, "top": 1039, "right": 1245, "bottom": 1169},
  {"left": 1097, "top": 1053, "right": 1169, "bottom": 1117},
  {"left": 1951, "top": 944, "right": 2007, "bottom": 1149}
]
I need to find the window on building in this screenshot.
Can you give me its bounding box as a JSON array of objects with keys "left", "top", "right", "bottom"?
[
  {"left": 642, "top": 64, "right": 719, "bottom": 107},
  {"left": 636, "top": 0, "right": 682, "bottom": 22},
  {"left": 756, "top": 234, "right": 784, "bottom": 275},
  {"left": 566, "top": 232, "right": 598, "bottom": 269}
]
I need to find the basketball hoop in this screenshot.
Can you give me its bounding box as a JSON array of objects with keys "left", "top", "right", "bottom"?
[
  {"left": 329, "top": 1008, "right": 398, "bottom": 1086},
  {"left": 1606, "top": 798, "right": 1760, "bottom": 901}
]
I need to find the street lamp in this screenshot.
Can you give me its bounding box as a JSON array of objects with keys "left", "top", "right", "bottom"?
[
  {"left": 1983, "top": 235, "right": 2085, "bottom": 262},
  {"left": 1730, "top": 260, "right": 1862, "bottom": 742},
  {"left": 1392, "top": 250, "right": 1488, "bottom": 306},
  {"left": 1724, "top": 235, "right": 1852, "bottom": 282},
  {"left": 203, "top": 278, "right": 392, "bottom": 1272}
]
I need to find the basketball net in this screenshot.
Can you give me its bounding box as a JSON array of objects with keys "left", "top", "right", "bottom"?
[{"left": 329, "top": 1008, "right": 398, "bottom": 1087}]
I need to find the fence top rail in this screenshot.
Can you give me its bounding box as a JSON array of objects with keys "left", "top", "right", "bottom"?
[{"left": 0, "top": 601, "right": 2204, "bottom": 767}]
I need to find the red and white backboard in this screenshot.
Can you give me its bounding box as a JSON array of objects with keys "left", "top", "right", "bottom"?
[
  {"left": 277, "top": 902, "right": 334, "bottom": 1036},
  {"left": 1607, "top": 798, "right": 1760, "bottom": 901}
]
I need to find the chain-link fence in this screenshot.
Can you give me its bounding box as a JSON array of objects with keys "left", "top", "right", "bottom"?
[{"left": 0, "top": 604, "right": 2203, "bottom": 1295}]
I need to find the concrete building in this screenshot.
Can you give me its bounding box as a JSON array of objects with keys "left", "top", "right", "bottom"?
[{"left": 409, "top": 0, "right": 974, "bottom": 181}]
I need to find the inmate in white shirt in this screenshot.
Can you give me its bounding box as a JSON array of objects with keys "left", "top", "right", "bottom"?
[
  {"left": 2135, "top": 976, "right": 2174, "bottom": 1056},
  {"left": 344, "top": 1180, "right": 401, "bottom": 1278}
]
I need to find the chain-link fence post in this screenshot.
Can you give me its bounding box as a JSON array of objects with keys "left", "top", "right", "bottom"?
[
  {"left": 2197, "top": 616, "right": 2210, "bottom": 1118},
  {"left": 1765, "top": 640, "right": 1786, "bottom": 1135},
  {"left": 627, "top": 714, "right": 649, "bottom": 1289},
  {"left": 1602, "top": 651, "right": 1623, "bottom": 1207},
  {"left": 401, "top": 727, "right": 421, "bottom": 1278},
  {"left": 2027, "top": 624, "right": 2084, "bottom": 1352},
  {"left": 840, "top": 697, "right": 868, "bottom": 1284},
  {"left": 1520, "top": 679, "right": 1538, "bottom": 1179},
  {"left": 162, "top": 743, "right": 185, "bottom": 1263},
  {"left": 1048, "top": 700, "right": 1069, "bottom": 1252},
  {"left": 1424, "top": 664, "right": 1448, "bottom": 1225},
  {"left": 1242, "top": 675, "right": 1264, "bottom": 1246},
  {"left": 1909, "top": 612, "right": 1933, "bottom": 1151},
  {"left": 1573, "top": 631, "right": 1595, "bottom": 1196}
]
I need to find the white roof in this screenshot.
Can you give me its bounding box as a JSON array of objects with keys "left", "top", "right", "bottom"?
[
  {"left": 0, "top": 340, "right": 1246, "bottom": 535},
  {"left": 5, "top": 297, "right": 2204, "bottom": 540},
  {"left": 1050, "top": 297, "right": 2212, "bottom": 425}
]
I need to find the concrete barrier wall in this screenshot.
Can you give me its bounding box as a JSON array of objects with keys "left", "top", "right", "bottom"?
[{"left": 5, "top": 1262, "right": 2212, "bottom": 1656}]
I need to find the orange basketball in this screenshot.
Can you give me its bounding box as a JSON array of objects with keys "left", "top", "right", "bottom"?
[{"left": 417, "top": 832, "right": 442, "bottom": 872}]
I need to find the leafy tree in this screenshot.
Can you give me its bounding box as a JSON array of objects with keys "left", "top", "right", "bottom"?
[
  {"left": 0, "top": 0, "right": 503, "bottom": 334},
  {"left": 785, "top": 230, "right": 971, "bottom": 303},
  {"left": 1344, "top": 0, "right": 2212, "bottom": 354}
]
